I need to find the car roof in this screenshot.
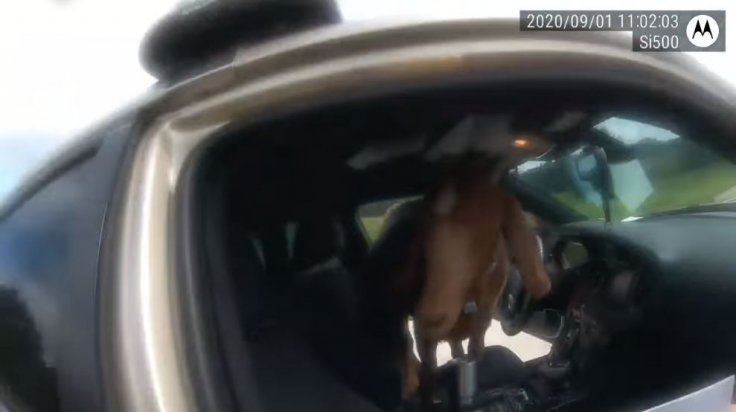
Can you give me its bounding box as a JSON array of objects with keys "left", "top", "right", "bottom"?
[{"left": 5, "top": 18, "right": 734, "bottom": 222}]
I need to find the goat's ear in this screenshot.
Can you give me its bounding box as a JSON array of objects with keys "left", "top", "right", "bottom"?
[{"left": 433, "top": 184, "right": 457, "bottom": 216}]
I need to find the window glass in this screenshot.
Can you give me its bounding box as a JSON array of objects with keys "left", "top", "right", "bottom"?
[
  {"left": 357, "top": 196, "right": 419, "bottom": 243},
  {"left": 516, "top": 116, "right": 736, "bottom": 221}
]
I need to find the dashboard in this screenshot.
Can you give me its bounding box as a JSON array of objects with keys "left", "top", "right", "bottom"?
[
  {"left": 532, "top": 214, "right": 736, "bottom": 409},
  {"left": 422, "top": 213, "right": 736, "bottom": 411},
  {"left": 542, "top": 234, "right": 648, "bottom": 363}
]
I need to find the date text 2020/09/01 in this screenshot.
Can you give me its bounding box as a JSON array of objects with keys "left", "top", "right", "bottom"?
[{"left": 521, "top": 12, "right": 680, "bottom": 31}]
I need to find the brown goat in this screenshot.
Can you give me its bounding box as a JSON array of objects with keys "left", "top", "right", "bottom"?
[{"left": 394, "top": 157, "right": 551, "bottom": 401}]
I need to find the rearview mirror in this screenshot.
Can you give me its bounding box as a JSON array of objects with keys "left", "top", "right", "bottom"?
[
  {"left": 574, "top": 153, "right": 598, "bottom": 181},
  {"left": 570, "top": 146, "right": 614, "bottom": 224}
]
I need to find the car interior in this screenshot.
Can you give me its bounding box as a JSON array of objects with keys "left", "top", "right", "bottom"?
[{"left": 187, "top": 81, "right": 736, "bottom": 411}]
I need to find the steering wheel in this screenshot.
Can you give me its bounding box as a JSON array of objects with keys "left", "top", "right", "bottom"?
[{"left": 498, "top": 265, "right": 535, "bottom": 336}]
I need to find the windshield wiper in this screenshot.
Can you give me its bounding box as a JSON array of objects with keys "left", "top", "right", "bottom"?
[{"left": 643, "top": 202, "right": 736, "bottom": 219}]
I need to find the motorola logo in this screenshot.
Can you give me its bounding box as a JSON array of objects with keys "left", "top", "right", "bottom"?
[{"left": 686, "top": 15, "right": 720, "bottom": 48}]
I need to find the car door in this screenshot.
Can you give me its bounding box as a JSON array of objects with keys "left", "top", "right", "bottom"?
[
  {"left": 0, "top": 115, "right": 136, "bottom": 412},
  {"left": 101, "top": 19, "right": 736, "bottom": 412}
]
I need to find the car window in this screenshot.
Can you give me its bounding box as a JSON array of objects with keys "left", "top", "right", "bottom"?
[
  {"left": 357, "top": 196, "right": 420, "bottom": 243},
  {"left": 515, "top": 116, "right": 736, "bottom": 221}
]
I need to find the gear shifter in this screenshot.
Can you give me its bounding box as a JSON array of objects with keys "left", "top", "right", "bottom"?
[
  {"left": 448, "top": 359, "right": 478, "bottom": 410},
  {"left": 448, "top": 358, "right": 532, "bottom": 412},
  {"left": 458, "top": 359, "right": 477, "bottom": 407}
]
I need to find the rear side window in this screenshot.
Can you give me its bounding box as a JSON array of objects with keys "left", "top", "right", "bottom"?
[{"left": 357, "top": 196, "right": 419, "bottom": 243}]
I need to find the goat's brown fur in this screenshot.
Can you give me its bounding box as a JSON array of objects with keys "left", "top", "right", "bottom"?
[{"left": 391, "top": 156, "right": 551, "bottom": 401}]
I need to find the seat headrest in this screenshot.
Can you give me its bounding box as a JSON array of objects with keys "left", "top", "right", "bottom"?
[
  {"left": 363, "top": 199, "right": 423, "bottom": 284},
  {"left": 291, "top": 217, "right": 346, "bottom": 272}
]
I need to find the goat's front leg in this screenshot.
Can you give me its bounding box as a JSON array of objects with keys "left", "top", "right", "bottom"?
[
  {"left": 468, "top": 333, "right": 484, "bottom": 360},
  {"left": 502, "top": 196, "right": 551, "bottom": 299},
  {"left": 468, "top": 313, "right": 489, "bottom": 360},
  {"left": 449, "top": 340, "right": 464, "bottom": 359}
]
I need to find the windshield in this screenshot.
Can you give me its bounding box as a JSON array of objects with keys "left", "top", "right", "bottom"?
[{"left": 515, "top": 115, "right": 736, "bottom": 221}]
